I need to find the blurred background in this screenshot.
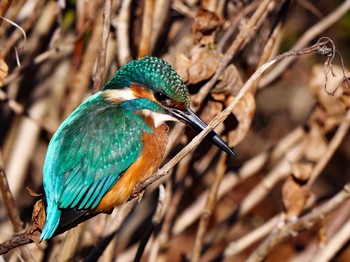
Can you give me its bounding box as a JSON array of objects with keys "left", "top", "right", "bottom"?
[{"left": 0, "top": 0, "right": 350, "bottom": 261}]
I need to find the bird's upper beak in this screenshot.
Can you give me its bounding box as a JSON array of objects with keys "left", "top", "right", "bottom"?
[{"left": 168, "top": 108, "right": 236, "bottom": 157}]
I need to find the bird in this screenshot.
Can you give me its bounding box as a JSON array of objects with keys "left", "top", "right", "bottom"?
[{"left": 40, "top": 56, "right": 235, "bottom": 241}]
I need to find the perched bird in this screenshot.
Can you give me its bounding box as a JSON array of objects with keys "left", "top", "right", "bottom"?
[{"left": 40, "top": 56, "right": 235, "bottom": 240}]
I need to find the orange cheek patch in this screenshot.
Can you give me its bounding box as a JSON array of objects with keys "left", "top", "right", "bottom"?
[{"left": 130, "top": 84, "right": 155, "bottom": 101}]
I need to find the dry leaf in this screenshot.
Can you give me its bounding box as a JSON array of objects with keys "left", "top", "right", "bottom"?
[
  {"left": 282, "top": 176, "right": 310, "bottom": 221},
  {"left": 303, "top": 124, "right": 328, "bottom": 162},
  {"left": 200, "top": 99, "right": 223, "bottom": 124},
  {"left": 310, "top": 65, "right": 348, "bottom": 132},
  {"left": 175, "top": 53, "right": 191, "bottom": 83},
  {"left": 212, "top": 63, "right": 243, "bottom": 96},
  {"left": 187, "top": 46, "right": 220, "bottom": 85},
  {"left": 291, "top": 162, "right": 313, "bottom": 182},
  {"left": 28, "top": 199, "right": 46, "bottom": 244},
  {"left": 192, "top": 8, "right": 222, "bottom": 46}
]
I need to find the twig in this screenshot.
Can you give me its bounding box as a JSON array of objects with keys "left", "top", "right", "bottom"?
[
  {"left": 191, "top": 153, "right": 227, "bottom": 262},
  {"left": 148, "top": 154, "right": 193, "bottom": 260},
  {"left": 313, "top": 202, "right": 350, "bottom": 262},
  {"left": 307, "top": 108, "right": 350, "bottom": 186},
  {"left": 217, "top": 1, "right": 260, "bottom": 53},
  {"left": 115, "top": 0, "right": 132, "bottom": 65},
  {"left": 0, "top": 235, "right": 31, "bottom": 255},
  {"left": 224, "top": 215, "right": 281, "bottom": 258},
  {"left": 84, "top": 200, "right": 137, "bottom": 262},
  {"left": 0, "top": 0, "right": 13, "bottom": 27},
  {"left": 138, "top": 0, "right": 154, "bottom": 57},
  {"left": 93, "top": 0, "right": 112, "bottom": 92},
  {"left": 259, "top": 0, "right": 350, "bottom": 88},
  {"left": 147, "top": 179, "right": 172, "bottom": 261},
  {"left": 64, "top": 3, "right": 104, "bottom": 116},
  {"left": 171, "top": 1, "right": 196, "bottom": 18},
  {"left": 290, "top": 199, "right": 350, "bottom": 262},
  {"left": 150, "top": 0, "right": 170, "bottom": 53},
  {"left": 134, "top": 185, "right": 166, "bottom": 262},
  {"left": 0, "top": 154, "right": 33, "bottom": 261},
  {"left": 246, "top": 183, "right": 350, "bottom": 262},
  {"left": 0, "top": 154, "right": 24, "bottom": 233},
  {"left": 1, "top": 0, "right": 45, "bottom": 57}
]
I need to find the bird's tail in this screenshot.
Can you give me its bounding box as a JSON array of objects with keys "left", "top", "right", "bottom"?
[{"left": 40, "top": 202, "right": 61, "bottom": 241}]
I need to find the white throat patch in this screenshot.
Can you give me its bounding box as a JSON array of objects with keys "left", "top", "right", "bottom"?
[{"left": 142, "top": 110, "right": 178, "bottom": 128}]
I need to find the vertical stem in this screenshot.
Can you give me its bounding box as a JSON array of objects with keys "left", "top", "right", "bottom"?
[
  {"left": 138, "top": 0, "right": 155, "bottom": 57},
  {"left": 191, "top": 153, "right": 227, "bottom": 262},
  {"left": 0, "top": 154, "right": 23, "bottom": 232},
  {"left": 93, "top": 0, "right": 112, "bottom": 93}
]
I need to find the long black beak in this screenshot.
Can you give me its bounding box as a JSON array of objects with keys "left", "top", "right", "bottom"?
[{"left": 168, "top": 108, "right": 236, "bottom": 157}]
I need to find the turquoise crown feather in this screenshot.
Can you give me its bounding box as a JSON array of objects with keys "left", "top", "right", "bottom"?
[{"left": 103, "top": 56, "right": 190, "bottom": 108}]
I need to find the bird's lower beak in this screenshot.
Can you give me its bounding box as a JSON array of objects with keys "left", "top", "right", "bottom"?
[{"left": 168, "top": 108, "right": 236, "bottom": 157}]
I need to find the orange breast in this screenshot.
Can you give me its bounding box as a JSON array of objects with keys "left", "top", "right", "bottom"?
[{"left": 96, "top": 119, "right": 169, "bottom": 211}]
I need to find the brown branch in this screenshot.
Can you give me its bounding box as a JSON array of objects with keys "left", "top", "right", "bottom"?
[
  {"left": 307, "top": 107, "right": 350, "bottom": 186},
  {"left": 0, "top": 154, "right": 33, "bottom": 260},
  {"left": 313, "top": 201, "right": 350, "bottom": 261},
  {"left": 138, "top": 0, "right": 155, "bottom": 57},
  {"left": 191, "top": 153, "right": 227, "bottom": 262},
  {"left": 115, "top": 0, "right": 132, "bottom": 65},
  {"left": 0, "top": 155, "right": 24, "bottom": 233},
  {"left": 93, "top": 0, "right": 112, "bottom": 92}
]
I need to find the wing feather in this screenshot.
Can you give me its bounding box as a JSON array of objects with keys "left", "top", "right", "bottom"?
[{"left": 43, "top": 93, "right": 152, "bottom": 212}]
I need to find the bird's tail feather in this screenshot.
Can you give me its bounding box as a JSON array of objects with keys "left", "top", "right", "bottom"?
[{"left": 40, "top": 203, "right": 61, "bottom": 241}]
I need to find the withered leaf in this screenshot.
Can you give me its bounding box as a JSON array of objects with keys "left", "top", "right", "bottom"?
[
  {"left": 28, "top": 199, "right": 46, "bottom": 244},
  {"left": 282, "top": 176, "right": 310, "bottom": 221},
  {"left": 192, "top": 8, "right": 222, "bottom": 46},
  {"left": 187, "top": 46, "right": 220, "bottom": 85}
]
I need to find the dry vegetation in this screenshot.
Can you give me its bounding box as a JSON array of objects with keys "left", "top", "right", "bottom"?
[{"left": 1, "top": 0, "right": 350, "bottom": 261}]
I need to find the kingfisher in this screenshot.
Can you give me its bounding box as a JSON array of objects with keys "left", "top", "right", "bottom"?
[{"left": 40, "top": 56, "right": 235, "bottom": 240}]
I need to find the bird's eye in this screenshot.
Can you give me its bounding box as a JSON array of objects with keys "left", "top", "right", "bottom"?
[
  {"left": 154, "top": 91, "right": 167, "bottom": 101},
  {"left": 154, "top": 91, "right": 172, "bottom": 106}
]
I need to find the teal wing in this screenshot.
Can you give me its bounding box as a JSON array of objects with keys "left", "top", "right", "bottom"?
[
  {"left": 43, "top": 92, "right": 153, "bottom": 211},
  {"left": 40, "top": 92, "right": 155, "bottom": 240}
]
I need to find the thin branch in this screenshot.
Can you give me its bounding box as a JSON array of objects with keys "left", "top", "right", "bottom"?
[
  {"left": 313, "top": 205, "right": 350, "bottom": 262},
  {"left": 115, "top": 0, "right": 132, "bottom": 65},
  {"left": 259, "top": 0, "right": 350, "bottom": 88},
  {"left": 191, "top": 153, "right": 227, "bottom": 262},
  {"left": 224, "top": 215, "right": 281, "bottom": 258},
  {"left": 0, "top": 154, "right": 24, "bottom": 233},
  {"left": 138, "top": 0, "right": 154, "bottom": 57},
  {"left": 93, "top": 0, "right": 112, "bottom": 92},
  {"left": 307, "top": 107, "right": 350, "bottom": 186}
]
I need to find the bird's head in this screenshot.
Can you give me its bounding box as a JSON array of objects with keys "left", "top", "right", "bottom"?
[{"left": 102, "top": 56, "right": 235, "bottom": 157}]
